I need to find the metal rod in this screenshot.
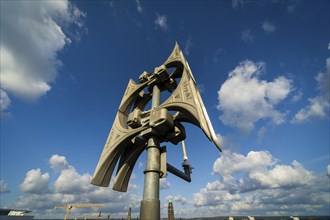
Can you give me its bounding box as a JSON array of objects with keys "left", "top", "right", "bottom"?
[
  {"left": 140, "top": 84, "right": 161, "bottom": 220},
  {"left": 181, "top": 140, "right": 188, "bottom": 160},
  {"left": 166, "top": 163, "right": 191, "bottom": 182}
]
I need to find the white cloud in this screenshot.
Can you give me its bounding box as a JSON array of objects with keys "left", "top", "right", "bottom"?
[
  {"left": 138, "top": 161, "right": 144, "bottom": 169},
  {"left": 0, "top": 1, "right": 85, "bottom": 112},
  {"left": 12, "top": 153, "right": 330, "bottom": 218},
  {"left": 212, "top": 150, "right": 318, "bottom": 194},
  {"left": 218, "top": 60, "right": 292, "bottom": 133},
  {"left": 241, "top": 29, "right": 254, "bottom": 43},
  {"left": 287, "top": 0, "right": 299, "bottom": 13},
  {"left": 193, "top": 150, "right": 330, "bottom": 215},
  {"left": 292, "top": 58, "right": 330, "bottom": 123},
  {"left": 247, "top": 160, "right": 315, "bottom": 189},
  {"left": 135, "top": 0, "right": 143, "bottom": 13},
  {"left": 291, "top": 90, "right": 303, "bottom": 103},
  {"left": 231, "top": 0, "right": 245, "bottom": 9},
  {"left": 327, "top": 164, "right": 330, "bottom": 177},
  {"left": 262, "top": 20, "right": 276, "bottom": 33},
  {"left": 167, "top": 195, "right": 189, "bottom": 206},
  {"left": 49, "top": 154, "right": 94, "bottom": 193},
  {"left": 154, "top": 14, "right": 169, "bottom": 31},
  {"left": 184, "top": 37, "right": 193, "bottom": 55},
  {"left": 173, "top": 195, "right": 189, "bottom": 205},
  {"left": 212, "top": 48, "right": 224, "bottom": 63},
  {"left": 206, "top": 180, "right": 225, "bottom": 191},
  {"left": 14, "top": 154, "right": 140, "bottom": 219},
  {"left": 160, "top": 178, "right": 171, "bottom": 190},
  {"left": 55, "top": 167, "right": 93, "bottom": 193},
  {"left": 20, "top": 169, "right": 50, "bottom": 194},
  {"left": 0, "top": 89, "right": 11, "bottom": 119},
  {"left": 0, "top": 180, "right": 10, "bottom": 193},
  {"left": 213, "top": 151, "right": 275, "bottom": 184},
  {"left": 49, "top": 154, "right": 70, "bottom": 171}
]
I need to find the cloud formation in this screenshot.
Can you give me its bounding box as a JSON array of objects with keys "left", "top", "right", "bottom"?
[
  {"left": 262, "top": 20, "right": 276, "bottom": 33},
  {"left": 135, "top": 0, "right": 143, "bottom": 13},
  {"left": 0, "top": 89, "right": 11, "bottom": 119},
  {"left": 193, "top": 150, "right": 330, "bottom": 215},
  {"left": 241, "top": 29, "right": 254, "bottom": 43},
  {"left": 49, "top": 154, "right": 70, "bottom": 171},
  {"left": 20, "top": 169, "right": 50, "bottom": 194},
  {"left": 55, "top": 167, "right": 92, "bottom": 193},
  {"left": 154, "top": 14, "right": 169, "bottom": 31},
  {"left": 16, "top": 155, "right": 140, "bottom": 219},
  {"left": 184, "top": 36, "right": 193, "bottom": 55},
  {"left": 0, "top": 1, "right": 85, "bottom": 115},
  {"left": 292, "top": 58, "right": 330, "bottom": 123},
  {"left": 166, "top": 195, "right": 189, "bottom": 206},
  {"left": 218, "top": 60, "right": 292, "bottom": 132},
  {"left": 160, "top": 178, "right": 171, "bottom": 190},
  {"left": 0, "top": 180, "right": 10, "bottom": 193}
]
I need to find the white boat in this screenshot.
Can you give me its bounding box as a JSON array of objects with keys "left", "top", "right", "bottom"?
[{"left": 0, "top": 209, "right": 34, "bottom": 220}]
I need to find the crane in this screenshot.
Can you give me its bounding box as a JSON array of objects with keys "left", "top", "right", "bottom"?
[{"left": 54, "top": 204, "right": 106, "bottom": 220}]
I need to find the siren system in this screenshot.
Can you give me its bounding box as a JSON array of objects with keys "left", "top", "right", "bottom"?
[{"left": 91, "top": 42, "right": 221, "bottom": 192}]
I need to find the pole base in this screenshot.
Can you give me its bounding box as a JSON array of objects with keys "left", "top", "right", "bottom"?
[{"left": 139, "top": 199, "right": 160, "bottom": 220}]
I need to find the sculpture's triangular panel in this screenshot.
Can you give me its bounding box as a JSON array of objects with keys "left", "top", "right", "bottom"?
[
  {"left": 91, "top": 42, "right": 221, "bottom": 192},
  {"left": 160, "top": 43, "right": 221, "bottom": 151}
]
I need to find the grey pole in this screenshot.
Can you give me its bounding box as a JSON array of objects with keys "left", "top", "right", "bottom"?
[{"left": 139, "top": 84, "right": 161, "bottom": 220}]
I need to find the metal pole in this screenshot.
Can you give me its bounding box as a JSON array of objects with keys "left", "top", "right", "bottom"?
[
  {"left": 181, "top": 140, "right": 188, "bottom": 160},
  {"left": 140, "top": 84, "right": 161, "bottom": 220}
]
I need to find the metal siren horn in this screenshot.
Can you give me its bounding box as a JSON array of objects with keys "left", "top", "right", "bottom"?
[
  {"left": 91, "top": 42, "right": 221, "bottom": 193},
  {"left": 157, "top": 42, "right": 222, "bottom": 152},
  {"left": 91, "top": 79, "right": 151, "bottom": 189}
]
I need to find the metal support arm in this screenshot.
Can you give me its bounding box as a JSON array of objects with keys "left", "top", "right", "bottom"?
[{"left": 166, "top": 159, "right": 193, "bottom": 182}]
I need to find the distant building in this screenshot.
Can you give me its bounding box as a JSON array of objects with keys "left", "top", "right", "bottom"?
[{"left": 168, "top": 199, "right": 174, "bottom": 220}]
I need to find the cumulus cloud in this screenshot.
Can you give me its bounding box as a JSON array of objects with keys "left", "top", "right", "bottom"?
[
  {"left": 166, "top": 195, "right": 189, "bottom": 206},
  {"left": 262, "top": 20, "right": 276, "bottom": 33},
  {"left": 292, "top": 58, "right": 330, "bottom": 123},
  {"left": 0, "top": 1, "right": 85, "bottom": 113},
  {"left": 160, "top": 178, "right": 171, "bottom": 190},
  {"left": 15, "top": 154, "right": 140, "bottom": 219},
  {"left": 218, "top": 60, "right": 292, "bottom": 132},
  {"left": 20, "top": 169, "right": 50, "bottom": 194},
  {"left": 49, "top": 154, "right": 96, "bottom": 194},
  {"left": 154, "top": 14, "right": 169, "bottom": 31},
  {"left": 193, "top": 150, "right": 330, "bottom": 215},
  {"left": 174, "top": 195, "right": 189, "bottom": 205},
  {"left": 213, "top": 151, "right": 316, "bottom": 193},
  {"left": 55, "top": 167, "right": 93, "bottom": 193},
  {"left": 49, "top": 154, "right": 70, "bottom": 171},
  {"left": 0, "top": 180, "right": 10, "bottom": 193}
]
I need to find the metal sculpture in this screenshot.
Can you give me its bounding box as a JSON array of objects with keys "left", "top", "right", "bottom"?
[{"left": 91, "top": 43, "right": 221, "bottom": 220}]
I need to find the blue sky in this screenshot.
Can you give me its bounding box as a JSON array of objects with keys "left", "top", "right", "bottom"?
[{"left": 0, "top": 0, "right": 329, "bottom": 219}]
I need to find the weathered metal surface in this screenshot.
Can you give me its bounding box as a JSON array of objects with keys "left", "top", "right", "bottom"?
[{"left": 91, "top": 42, "right": 222, "bottom": 220}]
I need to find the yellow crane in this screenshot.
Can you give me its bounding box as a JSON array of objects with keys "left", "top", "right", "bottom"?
[{"left": 54, "top": 204, "right": 106, "bottom": 220}]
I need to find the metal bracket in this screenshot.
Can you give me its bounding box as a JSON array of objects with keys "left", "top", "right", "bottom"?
[{"left": 166, "top": 159, "right": 193, "bottom": 182}]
